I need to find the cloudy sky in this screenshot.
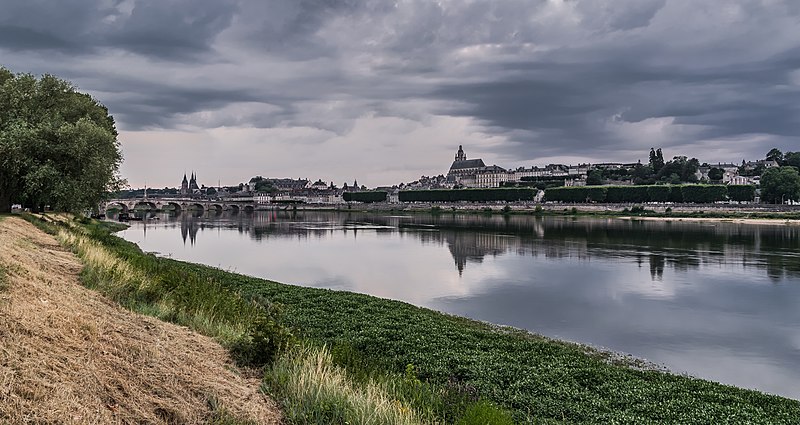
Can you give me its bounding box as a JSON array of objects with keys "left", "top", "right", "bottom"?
[{"left": 2, "top": 0, "right": 799, "bottom": 188}]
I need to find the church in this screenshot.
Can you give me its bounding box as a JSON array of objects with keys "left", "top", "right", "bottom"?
[
  {"left": 446, "top": 145, "right": 507, "bottom": 187},
  {"left": 180, "top": 172, "right": 200, "bottom": 195}
]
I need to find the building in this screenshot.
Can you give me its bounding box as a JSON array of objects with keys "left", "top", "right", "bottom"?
[
  {"left": 180, "top": 173, "right": 189, "bottom": 195},
  {"left": 447, "top": 145, "right": 488, "bottom": 185}
]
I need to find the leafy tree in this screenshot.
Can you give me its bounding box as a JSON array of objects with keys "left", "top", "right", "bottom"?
[
  {"left": 586, "top": 169, "right": 604, "bottom": 185},
  {"left": 0, "top": 68, "right": 122, "bottom": 212},
  {"left": 707, "top": 167, "right": 724, "bottom": 182},
  {"left": 649, "top": 148, "right": 665, "bottom": 174},
  {"left": 656, "top": 156, "right": 699, "bottom": 183},
  {"left": 766, "top": 148, "right": 784, "bottom": 164},
  {"left": 783, "top": 152, "right": 800, "bottom": 170},
  {"left": 760, "top": 166, "right": 800, "bottom": 204}
]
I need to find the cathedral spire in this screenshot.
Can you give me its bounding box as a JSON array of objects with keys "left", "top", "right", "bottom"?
[{"left": 455, "top": 145, "right": 466, "bottom": 161}]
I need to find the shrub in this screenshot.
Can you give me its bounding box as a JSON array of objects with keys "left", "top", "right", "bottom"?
[
  {"left": 398, "top": 189, "right": 535, "bottom": 203},
  {"left": 343, "top": 191, "right": 388, "bottom": 203},
  {"left": 728, "top": 185, "right": 756, "bottom": 202},
  {"left": 681, "top": 185, "right": 727, "bottom": 203},
  {"left": 647, "top": 185, "right": 672, "bottom": 202}
]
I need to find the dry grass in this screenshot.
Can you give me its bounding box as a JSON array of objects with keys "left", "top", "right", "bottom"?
[{"left": 0, "top": 217, "right": 281, "bottom": 424}]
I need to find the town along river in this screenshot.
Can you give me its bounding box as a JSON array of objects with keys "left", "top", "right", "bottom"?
[{"left": 116, "top": 210, "right": 800, "bottom": 400}]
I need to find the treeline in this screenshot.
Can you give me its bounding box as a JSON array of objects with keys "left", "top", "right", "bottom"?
[
  {"left": 399, "top": 188, "right": 536, "bottom": 202},
  {"left": 545, "top": 185, "right": 756, "bottom": 203},
  {"left": 343, "top": 191, "right": 387, "bottom": 203}
]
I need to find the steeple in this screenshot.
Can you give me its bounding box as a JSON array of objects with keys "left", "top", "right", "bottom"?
[
  {"left": 180, "top": 173, "right": 189, "bottom": 195},
  {"left": 455, "top": 145, "right": 466, "bottom": 161}
]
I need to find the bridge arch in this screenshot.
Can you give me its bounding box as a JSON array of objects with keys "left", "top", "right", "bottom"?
[
  {"left": 187, "top": 203, "right": 205, "bottom": 213},
  {"left": 226, "top": 204, "right": 240, "bottom": 213},
  {"left": 105, "top": 202, "right": 129, "bottom": 213},
  {"left": 243, "top": 205, "right": 255, "bottom": 213},
  {"left": 134, "top": 201, "right": 157, "bottom": 210},
  {"left": 209, "top": 204, "right": 223, "bottom": 213},
  {"left": 162, "top": 201, "right": 182, "bottom": 212}
]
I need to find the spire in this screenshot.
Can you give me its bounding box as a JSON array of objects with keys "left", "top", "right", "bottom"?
[
  {"left": 182, "top": 173, "right": 188, "bottom": 184},
  {"left": 455, "top": 145, "right": 466, "bottom": 161}
]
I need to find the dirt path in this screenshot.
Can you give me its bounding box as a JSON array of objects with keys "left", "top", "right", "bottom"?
[{"left": 0, "top": 216, "right": 281, "bottom": 424}]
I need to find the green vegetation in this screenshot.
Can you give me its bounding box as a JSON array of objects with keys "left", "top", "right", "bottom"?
[
  {"left": 0, "top": 68, "right": 123, "bottom": 213},
  {"left": 344, "top": 191, "right": 388, "bottom": 203},
  {"left": 760, "top": 166, "right": 800, "bottom": 204},
  {"left": 545, "top": 184, "right": 754, "bottom": 204},
  {"left": 265, "top": 344, "right": 419, "bottom": 424},
  {"left": 24, "top": 215, "right": 292, "bottom": 367},
  {"left": 399, "top": 188, "right": 535, "bottom": 203},
  {"left": 31, "top": 215, "right": 800, "bottom": 424}
]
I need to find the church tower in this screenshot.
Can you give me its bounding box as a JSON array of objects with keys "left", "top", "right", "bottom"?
[
  {"left": 189, "top": 172, "right": 200, "bottom": 192},
  {"left": 455, "top": 145, "right": 466, "bottom": 161},
  {"left": 180, "top": 173, "right": 189, "bottom": 195}
]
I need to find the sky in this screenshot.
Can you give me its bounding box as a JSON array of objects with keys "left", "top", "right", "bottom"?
[{"left": 1, "top": 0, "right": 799, "bottom": 188}]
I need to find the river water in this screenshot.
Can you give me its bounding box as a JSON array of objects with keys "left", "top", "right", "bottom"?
[{"left": 116, "top": 210, "right": 800, "bottom": 399}]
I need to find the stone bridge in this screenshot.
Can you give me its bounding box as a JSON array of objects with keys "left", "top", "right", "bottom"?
[{"left": 100, "top": 198, "right": 256, "bottom": 214}]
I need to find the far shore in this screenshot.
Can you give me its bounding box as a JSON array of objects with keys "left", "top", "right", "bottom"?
[{"left": 616, "top": 215, "right": 800, "bottom": 226}]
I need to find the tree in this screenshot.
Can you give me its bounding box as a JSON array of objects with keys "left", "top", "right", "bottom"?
[
  {"left": 586, "top": 169, "right": 604, "bottom": 185},
  {"left": 708, "top": 167, "right": 724, "bottom": 182},
  {"left": 766, "top": 148, "right": 784, "bottom": 164},
  {"left": 783, "top": 151, "right": 800, "bottom": 170},
  {"left": 649, "top": 148, "right": 665, "bottom": 174},
  {"left": 0, "top": 68, "right": 122, "bottom": 212},
  {"left": 760, "top": 166, "right": 800, "bottom": 204}
]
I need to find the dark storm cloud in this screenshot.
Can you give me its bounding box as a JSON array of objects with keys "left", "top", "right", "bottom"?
[
  {"left": 0, "top": 0, "right": 237, "bottom": 60},
  {"left": 2, "top": 0, "right": 799, "bottom": 166}
]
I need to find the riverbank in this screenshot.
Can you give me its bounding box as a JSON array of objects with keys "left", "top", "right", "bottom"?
[
  {"left": 293, "top": 202, "right": 800, "bottom": 222},
  {"left": 0, "top": 216, "right": 280, "bottom": 424},
  {"left": 38, "top": 213, "right": 800, "bottom": 423}
]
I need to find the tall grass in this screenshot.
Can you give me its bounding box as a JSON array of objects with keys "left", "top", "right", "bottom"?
[
  {"left": 52, "top": 225, "right": 292, "bottom": 367},
  {"left": 265, "top": 344, "right": 421, "bottom": 425}
]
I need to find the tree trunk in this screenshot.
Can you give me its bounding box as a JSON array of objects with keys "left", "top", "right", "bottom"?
[{"left": 0, "top": 190, "right": 10, "bottom": 213}]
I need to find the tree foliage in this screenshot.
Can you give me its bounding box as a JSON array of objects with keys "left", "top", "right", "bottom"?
[
  {"left": 760, "top": 167, "right": 800, "bottom": 204},
  {"left": 766, "top": 148, "right": 784, "bottom": 164},
  {"left": 0, "top": 68, "right": 122, "bottom": 212},
  {"left": 399, "top": 188, "right": 535, "bottom": 202},
  {"left": 727, "top": 185, "right": 756, "bottom": 202},
  {"left": 342, "top": 191, "right": 387, "bottom": 203},
  {"left": 545, "top": 184, "right": 745, "bottom": 204}
]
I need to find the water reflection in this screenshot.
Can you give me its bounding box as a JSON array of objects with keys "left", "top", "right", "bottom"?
[
  {"left": 149, "top": 211, "right": 800, "bottom": 281},
  {"left": 116, "top": 211, "right": 800, "bottom": 399}
]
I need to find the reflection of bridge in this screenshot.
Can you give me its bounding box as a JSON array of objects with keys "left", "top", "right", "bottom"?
[{"left": 101, "top": 197, "right": 256, "bottom": 214}]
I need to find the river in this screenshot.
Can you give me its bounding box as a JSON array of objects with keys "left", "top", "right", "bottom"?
[{"left": 116, "top": 210, "right": 800, "bottom": 400}]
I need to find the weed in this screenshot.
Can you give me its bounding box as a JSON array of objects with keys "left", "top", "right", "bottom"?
[{"left": 456, "top": 400, "right": 514, "bottom": 425}]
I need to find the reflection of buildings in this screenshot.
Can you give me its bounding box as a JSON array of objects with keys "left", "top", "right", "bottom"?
[
  {"left": 444, "top": 231, "right": 517, "bottom": 275},
  {"left": 649, "top": 254, "right": 665, "bottom": 280},
  {"left": 180, "top": 214, "right": 199, "bottom": 245},
  {"left": 157, "top": 211, "right": 800, "bottom": 281}
]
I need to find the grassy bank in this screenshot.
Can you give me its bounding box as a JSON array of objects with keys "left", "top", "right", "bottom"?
[{"left": 30, "top": 214, "right": 800, "bottom": 424}]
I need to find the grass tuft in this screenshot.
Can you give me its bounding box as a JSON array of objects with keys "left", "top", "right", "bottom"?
[{"left": 264, "top": 344, "right": 420, "bottom": 425}]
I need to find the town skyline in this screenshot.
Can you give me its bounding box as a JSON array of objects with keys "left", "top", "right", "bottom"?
[
  {"left": 130, "top": 144, "right": 782, "bottom": 192},
  {"left": 2, "top": 1, "right": 799, "bottom": 188}
]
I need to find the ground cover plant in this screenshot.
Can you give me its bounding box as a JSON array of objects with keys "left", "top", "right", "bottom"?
[{"left": 33, "top": 214, "right": 800, "bottom": 424}]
